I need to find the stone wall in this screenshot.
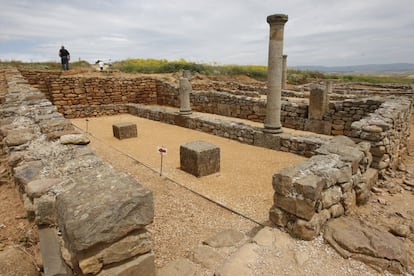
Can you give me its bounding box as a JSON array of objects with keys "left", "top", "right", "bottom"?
[
  {"left": 1, "top": 68, "right": 155, "bottom": 275},
  {"left": 269, "top": 136, "right": 377, "bottom": 240},
  {"left": 20, "top": 70, "right": 158, "bottom": 118},
  {"left": 127, "top": 103, "right": 328, "bottom": 157},
  {"left": 19, "top": 70, "right": 412, "bottom": 174}
]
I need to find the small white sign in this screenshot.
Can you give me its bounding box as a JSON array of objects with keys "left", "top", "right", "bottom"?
[{"left": 157, "top": 146, "right": 168, "bottom": 155}]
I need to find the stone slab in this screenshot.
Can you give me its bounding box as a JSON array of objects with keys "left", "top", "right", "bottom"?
[
  {"left": 112, "top": 122, "right": 137, "bottom": 140},
  {"left": 324, "top": 217, "right": 409, "bottom": 274},
  {"left": 38, "top": 227, "right": 73, "bottom": 276},
  {"left": 97, "top": 252, "right": 155, "bottom": 276},
  {"left": 56, "top": 165, "right": 153, "bottom": 253}
]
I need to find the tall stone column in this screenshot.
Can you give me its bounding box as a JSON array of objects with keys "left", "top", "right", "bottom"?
[
  {"left": 282, "top": 54, "right": 288, "bottom": 90},
  {"left": 264, "top": 14, "right": 288, "bottom": 134},
  {"left": 179, "top": 77, "right": 192, "bottom": 115}
]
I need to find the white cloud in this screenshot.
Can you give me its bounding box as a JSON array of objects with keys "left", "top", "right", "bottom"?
[{"left": 0, "top": 0, "right": 413, "bottom": 66}]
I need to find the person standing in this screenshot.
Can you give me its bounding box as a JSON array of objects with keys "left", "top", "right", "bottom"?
[{"left": 59, "top": 46, "right": 70, "bottom": 70}]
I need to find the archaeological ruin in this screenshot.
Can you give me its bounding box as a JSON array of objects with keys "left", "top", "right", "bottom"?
[{"left": 1, "top": 13, "right": 414, "bottom": 275}]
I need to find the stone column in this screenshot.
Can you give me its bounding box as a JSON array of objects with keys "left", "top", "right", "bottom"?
[
  {"left": 264, "top": 14, "right": 288, "bottom": 134},
  {"left": 179, "top": 77, "right": 192, "bottom": 115},
  {"left": 282, "top": 54, "right": 288, "bottom": 90},
  {"left": 183, "top": 70, "right": 192, "bottom": 80},
  {"left": 309, "top": 84, "right": 327, "bottom": 120},
  {"left": 325, "top": 79, "right": 332, "bottom": 111},
  {"left": 326, "top": 79, "right": 333, "bottom": 94}
]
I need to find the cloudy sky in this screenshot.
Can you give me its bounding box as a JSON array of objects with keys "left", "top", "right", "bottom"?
[{"left": 1, "top": 0, "right": 413, "bottom": 66}]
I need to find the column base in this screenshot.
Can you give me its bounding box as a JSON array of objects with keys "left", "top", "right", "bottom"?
[
  {"left": 263, "top": 126, "right": 283, "bottom": 134},
  {"left": 179, "top": 110, "right": 192, "bottom": 115}
]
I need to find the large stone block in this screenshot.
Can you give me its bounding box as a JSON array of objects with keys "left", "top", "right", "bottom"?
[
  {"left": 180, "top": 140, "right": 220, "bottom": 177},
  {"left": 38, "top": 227, "right": 73, "bottom": 276},
  {"left": 274, "top": 193, "right": 316, "bottom": 221},
  {"left": 293, "top": 174, "right": 325, "bottom": 201},
  {"left": 56, "top": 165, "right": 154, "bottom": 254},
  {"left": 97, "top": 252, "right": 155, "bottom": 276},
  {"left": 112, "top": 122, "right": 137, "bottom": 140},
  {"left": 79, "top": 230, "right": 152, "bottom": 275}
]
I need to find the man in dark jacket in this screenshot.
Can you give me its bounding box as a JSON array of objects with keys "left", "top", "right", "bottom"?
[{"left": 59, "top": 46, "right": 70, "bottom": 70}]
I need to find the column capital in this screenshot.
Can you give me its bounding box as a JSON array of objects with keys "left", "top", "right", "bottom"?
[{"left": 267, "top": 14, "right": 288, "bottom": 25}]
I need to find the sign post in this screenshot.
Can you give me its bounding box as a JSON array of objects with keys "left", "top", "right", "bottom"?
[
  {"left": 85, "top": 118, "right": 89, "bottom": 134},
  {"left": 157, "top": 146, "right": 168, "bottom": 176}
]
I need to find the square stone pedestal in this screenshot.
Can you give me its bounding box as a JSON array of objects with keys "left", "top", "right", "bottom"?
[
  {"left": 112, "top": 123, "right": 137, "bottom": 140},
  {"left": 180, "top": 141, "right": 220, "bottom": 177}
]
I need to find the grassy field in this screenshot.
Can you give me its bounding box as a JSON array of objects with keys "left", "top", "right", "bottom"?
[
  {"left": 0, "top": 60, "right": 91, "bottom": 70},
  {"left": 1, "top": 58, "right": 414, "bottom": 84}
]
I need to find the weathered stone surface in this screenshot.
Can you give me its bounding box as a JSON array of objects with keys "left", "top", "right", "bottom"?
[
  {"left": 290, "top": 210, "right": 330, "bottom": 240},
  {"left": 26, "top": 178, "right": 62, "bottom": 199},
  {"left": 363, "top": 168, "right": 378, "bottom": 190},
  {"left": 39, "top": 118, "right": 73, "bottom": 134},
  {"left": 342, "top": 190, "right": 357, "bottom": 213},
  {"left": 304, "top": 119, "right": 332, "bottom": 135},
  {"left": 180, "top": 140, "right": 220, "bottom": 177},
  {"left": 269, "top": 205, "right": 289, "bottom": 227},
  {"left": 321, "top": 186, "right": 342, "bottom": 209},
  {"left": 308, "top": 85, "right": 328, "bottom": 120},
  {"left": 191, "top": 245, "right": 222, "bottom": 270},
  {"left": 79, "top": 230, "right": 152, "bottom": 275},
  {"left": 329, "top": 204, "right": 345, "bottom": 218},
  {"left": 47, "top": 129, "right": 81, "bottom": 141},
  {"left": 97, "top": 252, "right": 155, "bottom": 276},
  {"left": 157, "top": 258, "right": 197, "bottom": 276},
  {"left": 253, "top": 131, "right": 281, "bottom": 150},
  {"left": 56, "top": 165, "right": 154, "bottom": 253},
  {"left": 324, "top": 217, "right": 409, "bottom": 274},
  {"left": 38, "top": 227, "right": 73, "bottom": 276},
  {"left": 23, "top": 193, "right": 35, "bottom": 220},
  {"left": 112, "top": 122, "right": 137, "bottom": 140},
  {"left": 294, "top": 174, "right": 325, "bottom": 201},
  {"left": 389, "top": 224, "right": 411, "bottom": 238},
  {"left": 274, "top": 193, "right": 316, "bottom": 221},
  {"left": 0, "top": 246, "right": 40, "bottom": 276},
  {"left": 34, "top": 195, "right": 56, "bottom": 225},
  {"left": 318, "top": 146, "right": 364, "bottom": 175},
  {"left": 272, "top": 160, "right": 312, "bottom": 195},
  {"left": 14, "top": 160, "right": 44, "bottom": 187},
  {"left": 5, "top": 129, "right": 36, "bottom": 146},
  {"left": 252, "top": 226, "right": 277, "bottom": 247},
  {"left": 203, "top": 229, "right": 244, "bottom": 248},
  {"left": 60, "top": 134, "right": 90, "bottom": 145},
  {"left": 216, "top": 243, "right": 259, "bottom": 276}
]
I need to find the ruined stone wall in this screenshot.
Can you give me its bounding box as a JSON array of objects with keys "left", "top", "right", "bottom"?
[
  {"left": 323, "top": 98, "right": 384, "bottom": 136},
  {"left": 127, "top": 103, "right": 328, "bottom": 157},
  {"left": 19, "top": 70, "right": 158, "bottom": 118},
  {"left": 348, "top": 97, "right": 412, "bottom": 171},
  {"left": 19, "top": 70, "right": 412, "bottom": 173},
  {"left": 269, "top": 136, "right": 377, "bottom": 240},
  {"left": 1, "top": 69, "right": 155, "bottom": 275}
]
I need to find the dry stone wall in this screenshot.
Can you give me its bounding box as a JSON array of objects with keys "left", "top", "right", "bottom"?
[
  {"left": 269, "top": 136, "right": 377, "bottom": 240},
  {"left": 1, "top": 68, "right": 155, "bottom": 275},
  {"left": 19, "top": 70, "right": 412, "bottom": 174}
]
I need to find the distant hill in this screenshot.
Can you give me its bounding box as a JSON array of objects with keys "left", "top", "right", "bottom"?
[{"left": 292, "top": 63, "right": 414, "bottom": 74}]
